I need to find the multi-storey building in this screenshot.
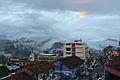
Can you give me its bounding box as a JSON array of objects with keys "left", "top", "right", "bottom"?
[{"left": 63, "top": 40, "right": 88, "bottom": 60}]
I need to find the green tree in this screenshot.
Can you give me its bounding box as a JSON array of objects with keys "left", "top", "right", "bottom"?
[{"left": 0, "top": 65, "right": 9, "bottom": 78}]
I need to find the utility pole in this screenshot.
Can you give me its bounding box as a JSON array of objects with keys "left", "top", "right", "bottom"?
[{"left": 103, "top": 63, "right": 106, "bottom": 80}]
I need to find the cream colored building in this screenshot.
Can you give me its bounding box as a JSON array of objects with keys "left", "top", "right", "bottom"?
[
  {"left": 29, "top": 52, "right": 62, "bottom": 62},
  {"left": 63, "top": 40, "right": 88, "bottom": 60}
]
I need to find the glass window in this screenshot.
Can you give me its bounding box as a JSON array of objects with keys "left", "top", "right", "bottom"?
[
  {"left": 66, "top": 43, "right": 71, "bottom": 45},
  {"left": 66, "top": 48, "right": 71, "bottom": 51},
  {"left": 66, "top": 52, "right": 71, "bottom": 54},
  {"left": 76, "top": 43, "right": 82, "bottom": 45}
]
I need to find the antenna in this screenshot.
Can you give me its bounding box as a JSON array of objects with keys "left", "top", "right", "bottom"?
[{"left": 80, "top": 38, "right": 82, "bottom": 42}]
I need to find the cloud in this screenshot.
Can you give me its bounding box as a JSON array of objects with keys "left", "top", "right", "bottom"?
[
  {"left": 0, "top": 0, "right": 120, "bottom": 42},
  {"left": 12, "top": 0, "right": 120, "bottom": 15}
]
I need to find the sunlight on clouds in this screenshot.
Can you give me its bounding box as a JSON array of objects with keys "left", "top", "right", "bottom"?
[{"left": 76, "top": 11, "right": 89, "bottom": 18}]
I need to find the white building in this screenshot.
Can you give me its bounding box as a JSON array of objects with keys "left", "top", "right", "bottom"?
[
  {"left": 29, "top": 52, "right": 43, "bottom": 61},
  {"left": 63, "top": 40, "right": 88, "bottom": 60}
]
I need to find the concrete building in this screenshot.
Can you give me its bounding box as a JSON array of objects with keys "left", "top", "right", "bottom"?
[
  {"left": 29, "top": 52, "right": 62, "bottom": 62},
  {"left": 63, "top": 40, "right": 88, "bottom": 59}
]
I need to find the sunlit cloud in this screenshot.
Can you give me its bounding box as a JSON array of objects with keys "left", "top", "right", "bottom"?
[{"left": 76, "top": 11, "right": 89, "bottom": 18}]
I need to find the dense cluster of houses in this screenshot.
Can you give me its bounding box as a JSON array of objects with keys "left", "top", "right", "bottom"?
[
  {"left": 1, "top": 40, "right": 120, "bottom": 80},
  {"left": 1, "top": 40, "right": 88, "bottom": 80},
  {"left": 1, "top": 56, "right": 85, "bottom": 80}
]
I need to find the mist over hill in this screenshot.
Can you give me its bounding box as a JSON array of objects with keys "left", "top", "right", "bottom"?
[
  {"left": 0, "top": 36, "right": 119, "bottom": 58},
  {"left": 0, "top": 37, "right": 53, "bottom": 58},
  {"left": 87, "top": 38, "right": 119, "bottom": 50}
]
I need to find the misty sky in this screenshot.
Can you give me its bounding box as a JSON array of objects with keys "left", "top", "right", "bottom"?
[{"left": 0, "top": 0, "right": 120, "bottom": 41}]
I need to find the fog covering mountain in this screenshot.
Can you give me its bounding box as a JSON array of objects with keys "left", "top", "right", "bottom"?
[
  {"left": 0, "top": 38, "right": 52, "bottom": 58},
  {"left": 87, "top": 38, "right": 119, "bottom": 50},
  {"left": 0, "top": 54, "right": 8, "bottom": 64},
  {"left": 48, "top": 42, "right": 63, "bottom": 55},
  {"left": 0, "top": 37, "right": 119, "bottom": 59}
]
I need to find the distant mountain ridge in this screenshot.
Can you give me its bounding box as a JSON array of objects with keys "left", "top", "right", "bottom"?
[
  {"left": 0, "top": 37, "right": 119, "bottom": 57},
  {"left": 0, "top": 54, "right": 8, "bottom": 64},
  {"left": 88, "top": 38, "right": 119, "bottom": 50},
  {"left": 105, "top": 38, "right": 118, "bottom": 42},
  {"left": 0, "top": 38, "right": 53, "bottom": 58}
]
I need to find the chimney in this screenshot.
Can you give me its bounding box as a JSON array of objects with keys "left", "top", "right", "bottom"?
[{"left": 119, "top": 41, "right": 120, "bottom": 46}]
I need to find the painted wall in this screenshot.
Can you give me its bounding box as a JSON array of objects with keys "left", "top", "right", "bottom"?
[{"left": 53, "top": 61, "right": 71, "bottom": 71}]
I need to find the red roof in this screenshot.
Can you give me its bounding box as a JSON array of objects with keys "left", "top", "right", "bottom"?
[
  {"left": 107, "top": 56, "right": 120, "bottom": 65},
  {"left": 106, "top": 66, "right": 120, "bottom": 77},
  {"left": 112, "top": 51, "right": 119, "bottom": 55},
  {"left": 3, "top": 61, "right": 54, "bottom": 80},
  {"left": 2, "top": 72, "right": 35, "bottom": 80},
  {"left": 106, "top": 56, "right": 120, "bottom": 77},
  {"left": 26, "top": 61, "right": 54, "bottom": 74}
]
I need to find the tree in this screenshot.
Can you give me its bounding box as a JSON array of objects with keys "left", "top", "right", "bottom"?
[{"left": 0, "top": 65, "right": 9, "bottom": 78}]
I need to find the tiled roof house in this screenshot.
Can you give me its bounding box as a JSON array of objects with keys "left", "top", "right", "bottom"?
[{"left": 2, "top": 61, "right": 54, "bottom": 80}]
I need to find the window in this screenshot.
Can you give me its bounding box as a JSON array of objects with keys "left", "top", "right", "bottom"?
[
  {"left": 66, "top": 52, "right": 71, "bottom": 54},
  {"left": 66, "top": 48, "right": 71, "bottom": 51},
  {"left": 66, "top": 43, "right": 71, "bottom": 45},
  {"left": 76, "top": 43, "right": 82, "bottom": 45}
]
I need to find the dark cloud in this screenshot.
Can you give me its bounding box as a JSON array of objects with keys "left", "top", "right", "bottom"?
[{"left": 12, "top": 0, "right": 120, "bottom": 14}]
